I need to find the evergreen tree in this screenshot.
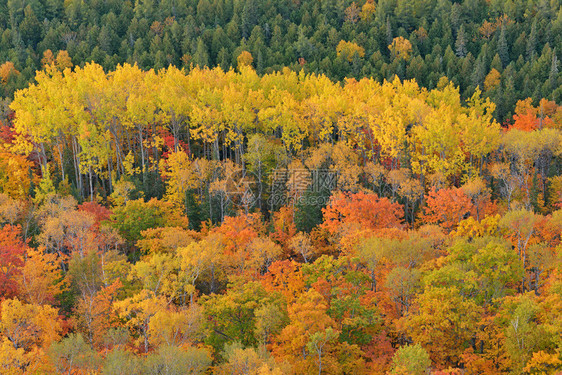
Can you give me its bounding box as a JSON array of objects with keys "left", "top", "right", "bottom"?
[
  {"left": 386, "top": 17, "right": 393, "bottom": 46},
  {"left": 497, "top": 23, "right": 509, "bottom": 67},
  {"left": 241, "top": 0, "right": 258, "bottom": 39},
  {"left": 526, "top": 20, "right": 537, "bottom": 61},
  {"left": 186, "top": 190, "right": 203, "bottom": 231},
  {"left": 294, "top": 187, "right": 330, "bottom": 233},
  {"left": 471, "top": 54, "right": 486, "bottom": 89},
  {"left": 193, "top": 37, "right": 210, "bottom": 67},
  {"left": 455, "top": 25, "right": 467, "bottom": 58},
  {"left": 490, "top": 54, "right": 502, "bottom": 72},
  {"left": 549, "top": 48, "right": 559, "bottom": 90}
]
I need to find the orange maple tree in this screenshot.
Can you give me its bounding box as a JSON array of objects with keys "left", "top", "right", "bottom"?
[
  {"left": 321, "top": 191, "right": 404, "bottom": 234},
  {"left": 0, "top": 225, "right": 28, "bottom": 299},
  {"left": 422, "top": 187, "right": 475, "bottom": 232}
]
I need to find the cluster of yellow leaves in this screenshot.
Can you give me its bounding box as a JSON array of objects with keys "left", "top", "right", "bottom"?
[
  {"left": 10, "top": 63, "right": 506, "bottom": 186},
  {"left": 237, "top": 50, "right": 254, "bottom": 68},
  {"left": 336, "top": 40, "right": 365, "bottom": 62},
  {"left": 388, "top": 37, "right": 413, "bottom": 60},
  {"left": 0, "top": 298, "right": 62, "bottom": 373},
  {"left": 41, "top": 50, "right": 73, "bottom": 71},
  {"left": 0, "top": 62, "right": 19, "bottom": 84}
]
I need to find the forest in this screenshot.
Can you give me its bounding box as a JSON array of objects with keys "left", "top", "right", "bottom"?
[
  {"left": 1, "top": 0, "right": 562, "bottom": 121},
  {"left": 0, "top": 0, "right": 562, "bottom": 374}
]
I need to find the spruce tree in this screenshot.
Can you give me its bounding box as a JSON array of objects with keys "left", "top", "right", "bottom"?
[
  {"left": 294, "top": 187, "right": 330, "bottom": 233},
  {"left": 497, "top": 24, "right": 509, "bottom": 67},
  {"left": 549, "top": 48, "right": 559, "bottom": 91},
  {"left": 455, "top": 25, "right": 467, "bottom": 58},
  {"left": 386, "top": 17, "right": 393, "bottom": 46},
  {"left": 193, "top": 37, "right": 209, "bottom": 67},
  {"left": 526, "top": 21, "right": 537, "bottom": 61},
  {"left": 471, "top": 54, "right": 486, "bottom": 89}
]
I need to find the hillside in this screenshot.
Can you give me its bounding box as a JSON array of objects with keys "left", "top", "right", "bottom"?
[{"left": 1, "top": 1, "right": 562, "bottom": 374}]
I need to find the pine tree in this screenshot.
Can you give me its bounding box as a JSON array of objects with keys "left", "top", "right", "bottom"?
[
  {"left": 294, "top": 187, "right": 330, "bottom": 233},
  {"left": 471, "top": 54, "right": 486, "bottom": 89},
  {"left": 193, "top": 37, "right": 209, "bottom": 67},
  {"left": 490, "top": 54, "right": 502, "bottom": 72},
  {"left": 497, "top": 24, "right": 509, "bottom": 67},
  {"left": 386, "top": 17, "right": 393, "bottom": 46},
  {"left": 455, "top": 25, "right": 467, "bottom": 58},
  {"left": 241, "top": 0, "right": 258, "bottom": 39},
  {"left": 256, "top": 49, "right": 264, "bottom": 74},
  {"left": 185, "top": 189, "right": 203, "bottom": 231},
  {"left": 526, "top": 21, "right": 537, "bottom": 61},
  {"left": 549, "top": 48, "right": 559, "bottom": 90}
]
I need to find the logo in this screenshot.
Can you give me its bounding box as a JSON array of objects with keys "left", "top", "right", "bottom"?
[{"left": 224, "top": 167, "right": 259, "bottom": 209}]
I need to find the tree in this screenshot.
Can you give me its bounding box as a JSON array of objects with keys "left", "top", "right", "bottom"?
[
  {"left": 294, "top": 186, "right": 331, "bottom": 233},
  {"left": 272, "top": 288, "right": 364, "bottom": 374},
  {"left": 523, "top": 351, "right": 562, "bottom": 374},
  {"left": 360, "top": 1, "right": 376, "bottom": 21},
  {"left": 131, "top": 251, "right": 181, "bottom": 301},
  {"left": 137, "top": 226, "right": 196, "bottom": 255},
  {"left": 48, "top": 333, "right": 101, "bottom": 374},
  {"left": 110, "top": 198, "right": 188, "bottom": 247},
  {"left": 144, "top": 344, "right": 211, "bottom": 375},
  {"left": 422, "top": 187, "right": 474, "bottom": 232},
  {"left": 113, "top": 290, "right": 168, "bottom": 353},
  {"left": 321, "top": 191, "right": 404, "bottom": 235},
  {"left": 387, "top": 168, "right": 424, "bottom": 223},
  {"left": 526, "top": 21, "right": 537, "bottom": 60},
  {"left": 237, "top": 51, "right": 254, "bottom": 68},
  {"left": 307, "top": 327, "right": 340, "bottom": 375},
  {"left": 55, "top": 50, "right": 73, "bottom": 70},
  {"left": 484, "top": 68, "right": 501, "bottom": 91},
  {"left": 272, "top": 289, "right": 336, "bottom": 373},
  {"left": 388, "top": 37, "right": 412, "bottom": 61},
  {"left": 491, "top": 162, "right": 518, "bottom": 209},
  {"left": 202, "top": 279, "right": 281, "bottom": 352},
  {"left": 193, "top": 38, "right": 210, "bottom": 68},
  {"left": 497, "top": 23, "right": 508, "bottom": 67},
  {"left": 0, "top": 336, "right": 26, "bottom": 374},
  {"left": 455, "top": 26, "right": 468, "bottom": 58},
  {"left": 288, "top": 232, "right": 314, "bottom": 263},
  {"left": 177, "top": 240, "right": 220, "bottom": 305},
  {"left": 270, "top": 206, "right": 297, "bottom": 252},
  {"left": 160, "top": 149, "right": 196, "bottom": 213},
  {"left": 336, "top": 40, "right": 365, "bottom": 62},
  {"left": 255, "top": 302, "right": 288, "bottom": 347},
  {"left": 75, "top": 280, "right": 122, "bottom": 348},
  {"left": 499, "top": 209, "right": 540, "bottom": 291},
  {"left": 18, "top": 247, "right": 64, "bottom": 305},
  {"left": 103, "top": 348, "right": 142, "bottom": 375},
  {"left": 0, "top": 152, "right": 35, "bottom": 199},
  {"left": 344, "top": 3, "right": 360, "bottom": 24},
  {"left": 397, "top": 287, "right": 483, "bottom": 367},
  {"left": 148, "top": 304, "right": 206, "bottom": 347},
  {"left": 500, "top": 294, "right": 551, "bottom": 373},
  {"left": 261, "top": 260, "right": 306, "bottom": 305},
  {"left": 356, "top": 236, "right": 396, "bottom": 292},
  {"left": 0, "top": 62, "right": 19, "bottom": 85},
  {"left": 0, "top": 225, "right": 27, "bottom": 299},
  {"left": 215, "top": 342, "right": 282, "bottom": 375},
  {"left": 0, "top": 298, "right": 62, "bottom": 353},
  {"left": 390, "top": 344, "right": 431, "bottom": 375},
  {"left": 246, "top": 237, "right": 283, "bottom": 276},
  {"left": 384, "top": 267, "right": 421, "bottom": 316},
  {"left": 461, "top": 177, "right": 494, "bottom": 221}
]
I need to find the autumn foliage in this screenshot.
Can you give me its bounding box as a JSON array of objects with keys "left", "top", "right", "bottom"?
[{"left": 0, "top": 59, "right": 562, "bottom": 374}]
